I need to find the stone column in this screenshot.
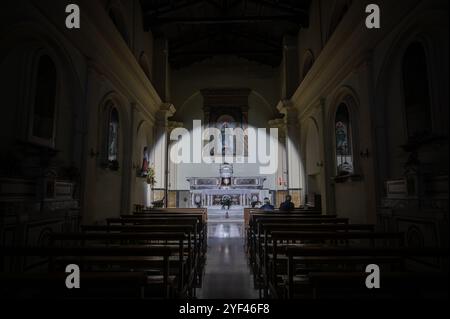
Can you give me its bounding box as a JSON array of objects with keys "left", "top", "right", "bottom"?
[
  {"left": 152, "top": 103, "right": 175, "bottom": 206},
  {"left": 278, "top": 100, "right": 304, "bottom": 204},
  {"left": 318, "top": 97, "right": 335, "bottom": 214},
  {"left": 268, "top": 118, "right": 288, "bottom": 193},
  {"left": 122, "top": 103, "right": 138, "bottom": 213},
  {"left": 167, "top": 121, "right": 184, "bottom": 193},
  {"left": 356, "top": 52, "right": 378, "bottom": 223},
  {"left": 80, "top": 62, "right": 101, "bottom": 224},
  {"left": 153, "top": 38, "right": 170, "bottom": 101},
  {"left": 281, "top": 36, "right": 300, "bottom": 100}
]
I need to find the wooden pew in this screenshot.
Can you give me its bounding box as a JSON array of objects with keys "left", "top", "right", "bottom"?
[
  {"left": 119, "top": 211, "right": 209, "bottom": 278},
  {"left": 247, "top": 215, "right": 346, "bottom": 243},
  {"left": 285, "top": 246, "right": 449, "bottom": 299},
  {"left": 0, "top": 272, "right": 148, "bottom": 299},
  {"left": 112, "top": 210, "right": 208, "bottom": 291},
  {"left": 246, "top": 216, "right": 349, "bottom": 296},
  {"left": 105, "top": 216, "right": 207, "bottom": 289},
  {"left": 0, "top": 246, "right": 173, "bottom": 299},
  {"left": 80, "top": 225, "right": 197, "bottom": 258},
  {"left": 309, "top": 272, "right": 449, "bottom": 299},
  {"left": 134, "top": 209, "right": 208, "bottom": 222},
  {"left": 80, "top": 223, "right": 204, "bottom": 291},
  {"left": 140, "top": 208, "right": 207, "bottom": 214},
  {"left": 48, "top": 231, "right": 194, "bottom": 298},
  {"left": 125, "top": 211, "right": 208, "bottom": 240},
  {"left": 133, "top": 205, "right": 207, "bottom": 213},
  {"left": 252, "top": 223, "right": 376, "bottom": 294},
  {"left": 264, "top": 231, "right": 405, "bottom": 298},
  {"left": 244, "top": 208, "right": 323, "bottom": 227},
  {"left": 247, "top": 216, "right": 345, "bottom": 250},
  {"left": 118, "top": 214, "right": 207, "bottom": 243},
  {"left": 109, "top": 217, "right": 207, "bottom": 260},
  {"left": 247, "top": 217, "right": 349, "bottom": 274}
]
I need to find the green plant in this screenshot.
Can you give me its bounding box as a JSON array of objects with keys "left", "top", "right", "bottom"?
[
  {"left": 146, "top": 165, "right": 156, "bottom": 186},
  {"left": 221, "top": 196, "right": 232, "bottom": 209}
]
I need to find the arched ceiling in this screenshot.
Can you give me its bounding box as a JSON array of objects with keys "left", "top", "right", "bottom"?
[{"left": 140, "top": 0, "right": 312, "bottom": 68}]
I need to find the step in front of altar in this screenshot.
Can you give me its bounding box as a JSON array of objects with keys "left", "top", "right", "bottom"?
[{"left": 207, "top": 207, "right": 244, "bottom": 222}]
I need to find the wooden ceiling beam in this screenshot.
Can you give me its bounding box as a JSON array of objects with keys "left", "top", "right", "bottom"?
[
  {"left": 143, "top": 0, "right": 206, "bottom": 17},
  {"left": 147, "top": 15, "right": 304, "bottom": 27},
  {"left": 170, "top": 49, "right": 280, "bottom": 57},
  {"left": 247, "top": 0, "right": 309, "bottom": 15}
]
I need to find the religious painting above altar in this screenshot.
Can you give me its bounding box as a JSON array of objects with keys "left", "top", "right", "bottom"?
[
  {"left": 201, "top": 88, "right": 250, "bottom": 157},
  {"left": 201, "top": 88, "right": 250, "bottom": 126}
]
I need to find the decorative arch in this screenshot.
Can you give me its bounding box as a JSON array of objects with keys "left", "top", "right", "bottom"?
[
  {"left": 406, "top": 225, "right": 425, "bottom": 248},
  {"left": 375, "top": 13, "right": 447, "bottom": 137},
  {"left": 0, "top": 22, "right": 84, "bottom": 155},
  {"left": 37, "top": 227, "right": 54, "bottom": 247},
  {"left": 28, "top": 50, "right": 59, "bottom": 148},
  {"left": 402, "top": 41, "right": 432, "bottom": 137},
  {"left": 98, "top": 91, "right": 130, "bottom": 171},
  {"left": 139, "top": 52, "right": 152, "bottom": 80},
  {"left": 328, "top": 86, "right": 361, "bottom": 178},
  {"left": 107, "top": 107, "right": 119, "bottom": 163},
  {"left": 301, "top": 50, "right": 315, "bottom": 80},
  {"left": 373, "top": 11, "right": 447, "bottom": 182}
]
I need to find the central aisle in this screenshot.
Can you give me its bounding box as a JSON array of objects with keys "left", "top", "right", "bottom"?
[{"left": 196, "top": 219, "right": 259, "bottom": 299}]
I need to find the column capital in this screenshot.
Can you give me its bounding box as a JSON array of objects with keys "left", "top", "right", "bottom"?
[
  {"left": 268, "top": 118, "right": 286, "bottom": 139},
  {"left": 277, "top": 100, "right": 299, "bottom": 127},
  {"left": 276, "top": 99, "right": 296, "bottom": 115},
  {"left": 268, "top": 118, "right": 285, "bottom": 129},
  {"left": 156, "top": 103, "right": 176, "bottom": 123},
  {"left": 168, "top": 121, "right": 184, "bottom": 131},
  {"left": 159, "top": 103, "right": 176, "bottom": 116}
]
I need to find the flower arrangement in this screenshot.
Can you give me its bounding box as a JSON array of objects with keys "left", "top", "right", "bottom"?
[
  {"left": 146, "top": 165, "right": 156, "bottom": 187},
  {"left": 220, "top": 196, "right": 232, "bottom": 210}
]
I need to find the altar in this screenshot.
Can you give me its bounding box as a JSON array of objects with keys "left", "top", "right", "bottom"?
[{"left": 187, "top": 163, "right": 269, "bottom": 208}]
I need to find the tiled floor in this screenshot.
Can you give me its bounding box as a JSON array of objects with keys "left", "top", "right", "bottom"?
[
  {"left": 207, "top": 207, "right": 245, "bottom": 222},
  {"left": 196, "top": 222, "right": 259, "bottom": 299},
  {"left": 207, "top": 222, "right": 245, "bottom": 238}
]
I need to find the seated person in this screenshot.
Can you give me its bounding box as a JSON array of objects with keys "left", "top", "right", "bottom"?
[
  {"left": 260, "top": 197, "right": 274, "bottom": 211},
  {"left": 279, "top": 194, "right": 295, "bottom": 212}
]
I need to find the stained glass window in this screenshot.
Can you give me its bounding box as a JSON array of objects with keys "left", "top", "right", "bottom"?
[
  {"left": 335, "top": 103, "right": 354, "bottom": 175},
  {"left": 107, "top": 108, "right": 119, "bottom": 163}
]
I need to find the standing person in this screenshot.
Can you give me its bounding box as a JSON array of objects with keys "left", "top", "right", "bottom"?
[
  {"left": 260, "top": 197, "right": 274, "bottom": 211},
  {"left": 279, "top": 194, "right": 295, "bottom": 212}
]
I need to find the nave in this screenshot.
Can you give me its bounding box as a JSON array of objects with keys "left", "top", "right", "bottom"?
[
  {"left": 0, "top": 0, "right": 448, "bottom": 303},
  {"left": 1, "top": 207, "right": 448, "bottom": 300}
]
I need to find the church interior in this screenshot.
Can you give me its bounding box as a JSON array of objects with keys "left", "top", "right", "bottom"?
[{"left": 0, "top": 0, "right": 448, "bottom": 301}]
